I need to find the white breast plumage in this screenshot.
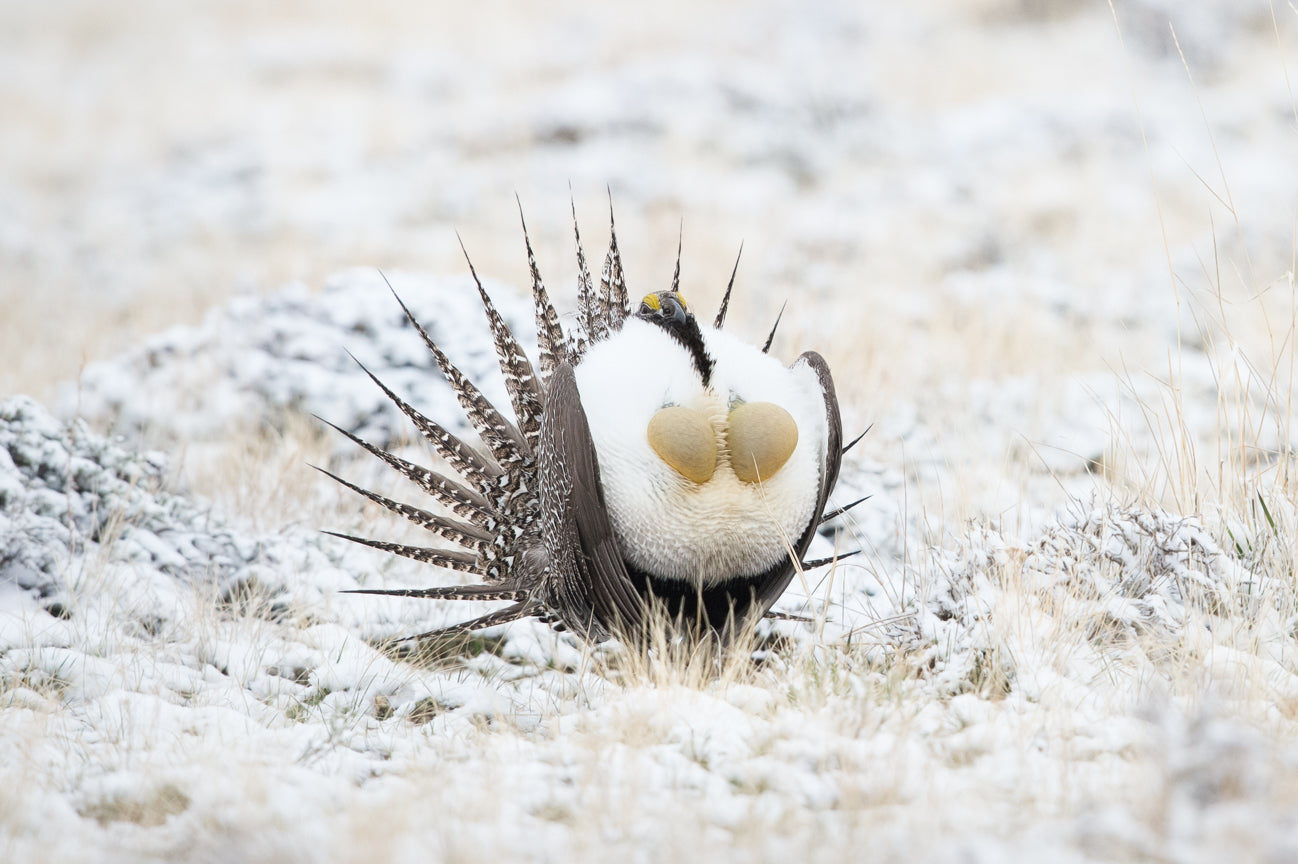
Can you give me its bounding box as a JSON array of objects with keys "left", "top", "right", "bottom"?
[{"left": 576, "top": 318, "right": 827, "bottom": 587}]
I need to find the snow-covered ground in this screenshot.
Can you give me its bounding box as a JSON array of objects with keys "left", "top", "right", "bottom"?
[{"left": 3, "top": 1, "right": 1298, "bottom": 861}]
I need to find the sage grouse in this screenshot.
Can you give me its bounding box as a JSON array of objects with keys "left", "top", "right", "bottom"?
[{"left": 321, "top": 209, "right": 858, "bottom": 644}]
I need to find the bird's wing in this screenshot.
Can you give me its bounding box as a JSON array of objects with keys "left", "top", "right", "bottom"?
[
  {"left": 799, "top": 350, "right": 844, "bottom": 512},
  {"left": 750, "top": 350, "right": 843, "bottom": 615},
  {"left": 542, "top": 362, "right": 644, "bottom": 637}
]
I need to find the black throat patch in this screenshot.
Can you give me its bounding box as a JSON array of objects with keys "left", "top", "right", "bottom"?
[
  {"left": 661, "top": 316, "right": 714, "bottom": 387},
  {"left": 637, "top": 292, "right": 715, "bottom": 387}
]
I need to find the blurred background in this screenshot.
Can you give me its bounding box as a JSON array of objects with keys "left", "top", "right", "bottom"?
[{"left": 1, "top": 0, "right": 1294, "bottom": 527}]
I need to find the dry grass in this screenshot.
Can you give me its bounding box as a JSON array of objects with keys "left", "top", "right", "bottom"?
[{"left": 176, "top": 407, "right": 342, "bottom": 532}]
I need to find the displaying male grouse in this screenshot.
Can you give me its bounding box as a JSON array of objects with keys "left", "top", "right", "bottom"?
[{"left": 320, "top": 207, "right": 856, "bottom": 644}]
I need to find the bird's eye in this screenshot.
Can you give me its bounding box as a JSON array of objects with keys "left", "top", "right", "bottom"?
[{"left": 639, "top": 301, "right": 654, "bottom": 315}]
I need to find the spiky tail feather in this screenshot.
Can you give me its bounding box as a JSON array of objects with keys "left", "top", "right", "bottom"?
[
  {"left": 572, "top": 199, "right": 598, "bottom": 353},
  {"left": 314, "top": 415, "right": 494, "bottom": 527},
  {"left": 393, "top": 601, "right": 545, "bottom": 643},
  {"left": 342, "top": 585, "right": 527, "bottom": 601},
  {"left": 713, "top": 243, "right": 742, "bottom": 329},
  {"left": 518, "top": 201, "right": 567, "bottom": 378},
  {"left": 342, "top": 358, "right": 502, "bottom": 491},
  {"left": 382, "top": 278, "right": 528, "bottom": 465},
  {"left": 457, "top": 237, "right": 544, "bottom": 452},
  {"left": 601, "top": 198, "right": 630, "bottom": 329},
  {"left": 312, "top": 465, "right": 491, "bottom": 551}
]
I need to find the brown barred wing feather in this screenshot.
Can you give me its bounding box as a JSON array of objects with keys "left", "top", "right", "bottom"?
[
  {"left": 537, "top": 362, "right": 644, "bottom": 639},
  {"left": 752, "top": 350, "right": 844, "bottom": 618}
]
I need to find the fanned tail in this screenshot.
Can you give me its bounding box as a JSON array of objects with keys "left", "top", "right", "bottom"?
[
  {"left": 571, "top": 194, "right": 631, "bottom": 351},
  {"left": 312, "top": 465, "right": 492, "bottom": 552},
  {"left": 456, "top": 236, "right": 544, "bottom": 453},
  {"left": 314, "top": 416, "right": 494, "bottom": 528},
  {"left": 382, "top": 277, "right": 528, "bottom": 466},
  {"left": 326, "top": 268, "right": 554, "bottom": 640},
  {"left": 344, "top": 356, "right": 502, "bottom": 493},
  {"left": 519, "top": 201, "right": 566, "bottom": 378}
]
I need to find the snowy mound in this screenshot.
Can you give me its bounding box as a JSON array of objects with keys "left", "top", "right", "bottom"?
[
  {"left": 64, "top": 269, "right": 534, "bottom": 451},
  {"left": 910, "top": 501, "right": 1259, "bottom": 698},
  {"left": 0, "top": 395, "right": 259, "bottom": 608},
  {"left": 0, "top": 394, "right": 566, "bottom": 652},
  {"left": 798, "top": 488, "right": 1266, "bottom": 709}
]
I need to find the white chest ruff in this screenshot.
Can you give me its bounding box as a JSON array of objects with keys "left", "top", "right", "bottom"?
[{"left": 574, "top": 319, "right": 827, "bottom": 587}]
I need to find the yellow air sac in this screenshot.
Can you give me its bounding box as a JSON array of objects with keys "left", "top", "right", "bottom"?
[
  {"left": 647, "top": 406, "right": 718, "bottom": 484},
  {"left": 727, "top": 402, "right": 798, "bottom": 483}
]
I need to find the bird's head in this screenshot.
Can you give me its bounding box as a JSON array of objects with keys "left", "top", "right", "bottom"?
[{"left": 637, "top": 290, "right": 691, "bottom": 325}]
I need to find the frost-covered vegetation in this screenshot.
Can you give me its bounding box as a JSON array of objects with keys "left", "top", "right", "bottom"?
[{"left": 3, "top": 1, "right": 1298, "bottom": 862}]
